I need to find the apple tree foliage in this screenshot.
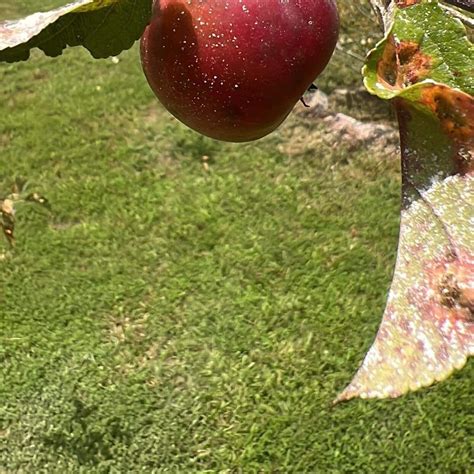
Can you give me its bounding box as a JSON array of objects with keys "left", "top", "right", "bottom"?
[{"left": 0, "top": 0, "right": 472, "bottom": 402}]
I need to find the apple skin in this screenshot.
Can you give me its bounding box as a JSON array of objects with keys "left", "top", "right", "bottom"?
[{"left": 141, "top": 0, "right": 339, "bottom": 142}]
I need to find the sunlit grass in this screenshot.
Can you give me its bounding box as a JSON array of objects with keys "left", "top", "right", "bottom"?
[{"left": 0, "top": 1, "right": 472, "bottom": 471}]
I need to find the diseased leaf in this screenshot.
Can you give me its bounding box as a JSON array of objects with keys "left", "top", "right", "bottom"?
[
  {"left": 364, "top": 1, "right": 474, "bottom": 97},
  {"left": 337, "top": 0, "right": 473, "bottom": 401},
  {"left": 337, "top": 172, "right": 473, "bottom": 401},
  {"left": 0, "top": 0, "right": 152, "bottom": 63}
]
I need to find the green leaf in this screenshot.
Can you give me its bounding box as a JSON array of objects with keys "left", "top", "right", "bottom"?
[
  {"left": 0, "top": 0, "right": 152, "bottom": 63},
  {"left": 337, "top": 0, "right": 473, "bottom": 401}
]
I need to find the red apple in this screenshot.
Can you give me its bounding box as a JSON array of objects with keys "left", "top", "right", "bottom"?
[{"left": 141, "top": 0, "right": 339, "bottom": 142}]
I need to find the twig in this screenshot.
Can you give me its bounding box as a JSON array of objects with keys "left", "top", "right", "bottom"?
[
  {"left": 336, "top": 43, "right": 365, "bottom": 62},
  {"left": 443, "top": 0, "right": 474, "bottom": 13}
]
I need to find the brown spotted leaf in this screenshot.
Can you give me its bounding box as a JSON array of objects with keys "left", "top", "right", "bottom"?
[
  {"left": 337, "top": 172, "right": 473, "bottom": 401},
  {"left": 0, "top": 0, "right": 152, "bottom": 63},
  {"left": 337, "top": 0, "right": 473, "bottom": 401}
]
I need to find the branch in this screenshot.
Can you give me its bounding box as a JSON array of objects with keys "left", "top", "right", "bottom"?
[
  {"left": 336, "top": 43, "right": 365, "bottom": 63},
  {"left": 443, "top": 0, "right": 474, "bottom": 13}
]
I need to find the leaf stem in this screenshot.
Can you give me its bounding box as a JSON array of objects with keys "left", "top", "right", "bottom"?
[{"left": 368, "top": 0, "right": 395, "bottom": 32}]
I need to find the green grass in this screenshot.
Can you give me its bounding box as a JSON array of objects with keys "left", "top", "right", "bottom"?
[{"left": 0, "top": 2, "right": 473, "bottom": 472}]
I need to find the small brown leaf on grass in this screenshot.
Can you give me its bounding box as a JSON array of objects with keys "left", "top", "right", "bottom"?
[
  {"left": 1, "top": 198, "right": 15, "bottom": 245},
  {"left": 26, "top": 192, "right": 51, "bottom": 210},
  {"left": 0, "top": 182, "right": 50, "bottom": 246}
]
